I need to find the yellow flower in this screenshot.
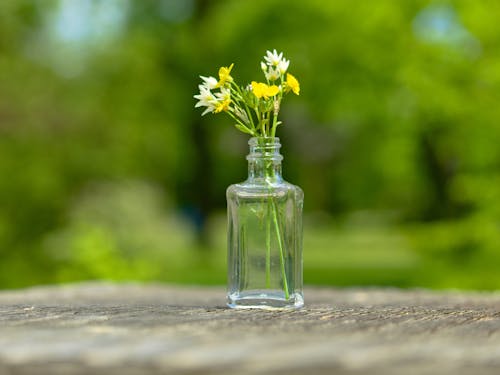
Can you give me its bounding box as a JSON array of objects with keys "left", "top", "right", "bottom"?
[
  {"left": 216, "top": 63, "right": 234, "bottom": 87},
  {"left": 214, "top": 98, "right": 231, "bottom": 113},
  {"left": 286, "top": 73, "right": 300, "bottom": 95},
  {"left": 251, "top": 81, "right": 280, "bottom": 99}
]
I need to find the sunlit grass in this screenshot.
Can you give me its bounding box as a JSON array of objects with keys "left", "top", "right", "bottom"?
[{"left": 184, "top": 212, "right": 421, "bottom": 287}]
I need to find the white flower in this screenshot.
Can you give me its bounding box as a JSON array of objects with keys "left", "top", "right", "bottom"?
[
  {"left": 194, "top": 86, "right": 217, "bottom": 115},
  {"left": 200, "top": 75, "right": 218, "bottom": 90},
  {"left": 260, "top": 61, "right": 267, "bottom": 72},
  {"left": 215, "top": 87, "right": 231, "bottom": 102},
  {"left": 265, "top": 66, "right": 280, "bottom": 81},
  {"left": 278, "top": 58, "right": 289, "bottom": 74},
  {"left": 264, "top": 49, "right": 283, "bottom": 67}
]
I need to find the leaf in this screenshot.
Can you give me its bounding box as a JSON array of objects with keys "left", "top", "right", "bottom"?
[{"left": 234, "top": 124, "right": 255, "bottom": 135}]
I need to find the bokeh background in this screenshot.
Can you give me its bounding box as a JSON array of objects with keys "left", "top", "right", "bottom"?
[{"left": 1, "top": 0, "right": 499, "bottom": 290}]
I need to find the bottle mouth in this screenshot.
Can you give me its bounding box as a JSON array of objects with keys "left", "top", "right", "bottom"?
[
  {"left": 248, "top": 137, "right": 280, "bottom": 146},
  {"left": 247, "top": 137, "right": 283, "bottom": 161}
]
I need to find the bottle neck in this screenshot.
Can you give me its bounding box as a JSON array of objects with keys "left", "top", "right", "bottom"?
[{"left": 247, "top": 137, "right": 283, "bottom": 183}]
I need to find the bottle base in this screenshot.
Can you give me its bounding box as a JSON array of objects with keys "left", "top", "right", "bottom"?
[{"left": 227, "top": 290, "right": 304, "bottom": 310}]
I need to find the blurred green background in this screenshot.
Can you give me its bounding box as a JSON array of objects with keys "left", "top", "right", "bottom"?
[{"left": 1, "top": 0, "right": 499, "bottom": 290}]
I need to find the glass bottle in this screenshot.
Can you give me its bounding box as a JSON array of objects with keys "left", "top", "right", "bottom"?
[{"left": 226, "top": 137, "right": 304, "bottom": 309}]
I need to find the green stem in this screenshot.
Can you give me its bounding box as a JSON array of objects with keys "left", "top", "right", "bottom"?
[
  {"left": 226, "top": 111, "right": 245, "bottom": 126},
  {"left": 271, "top": 95, "right": 282, "bottom": 137},
  {"left": 266, "top": 200, "right": 271, "bottom": 288},
  {"left": 258, "top": 137, "right": 289, "bottom": 299},
  {"left": 226, "top": 111, "right": 255, "bottom": 135},
  {"left": 263, "top": 112, "right": 268, "bottom": 137},
  {"left": 231, "top": 83, "right": 256, "bottom": 130},
  {"left": 255, "top": 107, "right": 264, "bottom": 136},
  {"left": 271, "top": 197, "right": 290, "bottom": 299},
  {"left": 271, "top": 111, "right": 278, "bottom": 137}
]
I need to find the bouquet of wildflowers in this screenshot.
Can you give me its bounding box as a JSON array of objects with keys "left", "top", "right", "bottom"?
[
  {"left": 194, "top": 51, "right": 303, "bottom": 309},
  {"left": 194, "top": 49, "right": 300, "bottom": 137}
]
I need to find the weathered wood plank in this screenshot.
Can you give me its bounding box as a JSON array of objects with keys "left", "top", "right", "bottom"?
[{"left": 0, "top": 283, "right": 499, "bottom": 374}]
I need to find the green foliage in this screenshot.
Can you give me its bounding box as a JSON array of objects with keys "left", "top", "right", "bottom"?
[{"left": 0, "top": 0, "right": 499, "bottom": 289}]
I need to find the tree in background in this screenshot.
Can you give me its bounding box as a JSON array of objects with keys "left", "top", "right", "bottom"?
[{"left": 0, "top": 0, "right": 499, "bottom": 288}]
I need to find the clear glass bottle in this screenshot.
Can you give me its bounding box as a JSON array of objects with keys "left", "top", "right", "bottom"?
[{"left": 226, "top": 137, "right": 304, "bottom": 309}]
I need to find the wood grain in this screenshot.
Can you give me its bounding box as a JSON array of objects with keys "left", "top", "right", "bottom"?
[{"left": 0, "top": 283, "right": 499, "bottom": 374}]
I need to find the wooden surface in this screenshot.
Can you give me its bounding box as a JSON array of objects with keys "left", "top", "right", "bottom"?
[{"left": 0, "top": 283, "right": 499, "bottom": 374}]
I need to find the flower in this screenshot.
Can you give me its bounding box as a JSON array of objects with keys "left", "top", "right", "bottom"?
[
  {"left": 194, "top": 86, "right": 217, "bottom": 116},
  {"left": 216, "top": 63, "right": 234, "bottom": 87},
  {"left": 200, "top": 76, "right": 218, "bottom": 90},
  {"left": 264, "top": 49, "right": 283, "bottom": 67},
  {"left": 216, "top": 86, "right": 231, "bottom": 102},
  {"left": 251, "top": 81, "right": 279, "bottom": 99},
  {"left": 286, "top": 73, "right": 300, "bottom": 95},
  {"left": 278, "top": 58, "right": 289, "bottom": 74},
  {"left": 265, "top": 67, "right": 280, "bottom": 82},
  {"left": 195, "top": 50, "right": 301, "bottom": 137},
  {"left": 263, "top": 49, "right": 289, "bottom": 78},
  {"left": 215, "top": 98, "right": 231, "bottom": 113},
  {"left": 214, "top": 87, "right": 232, "bottom": 113}
]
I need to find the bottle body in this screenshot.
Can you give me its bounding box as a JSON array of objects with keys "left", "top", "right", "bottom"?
[{"left": 226, "top": 138, "right": 304, "bottom": 309}]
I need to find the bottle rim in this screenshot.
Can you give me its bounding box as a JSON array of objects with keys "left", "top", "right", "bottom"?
[
  {"left": 247, "top": 137, "right": 283, "bottom": 161},
  {"left": 248, "top": 137, "right": 280, "bottom": 146}
]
